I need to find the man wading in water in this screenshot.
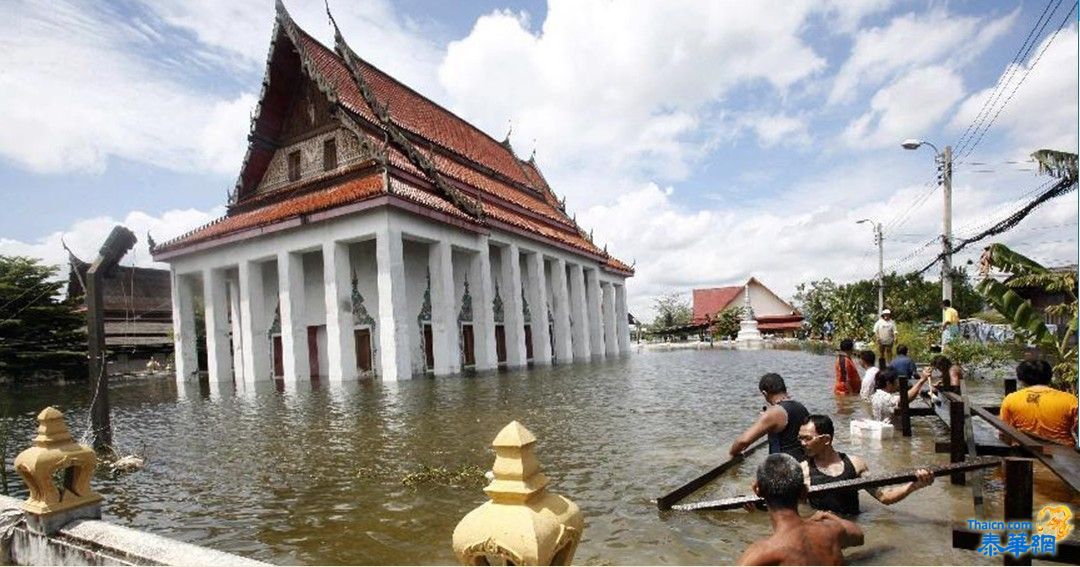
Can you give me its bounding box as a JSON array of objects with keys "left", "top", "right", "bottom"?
[
  {"left": 730, "top": 373, "right": 809, "bottom": 461},
  {"left": 739, "top": 454, "right": 864, "bottom": 565}
]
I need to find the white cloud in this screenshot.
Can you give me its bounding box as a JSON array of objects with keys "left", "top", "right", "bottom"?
[
  {"left": 0, "top": 1, "right": 254, "bottom": 176},
  {"left": 740, "top": 113, "right": 812, "bottom": 148},
  {"left": 841, "top": 66, "right": 965, "bottom": 149},
  {"left": 437, "top": 0, "right": 826, "bottom": 207},
  {"left": 829, "top": 8, "right": 1017, "bottom": 105},
  {"left": 950, "top": 26, "right": 1079, "bottom": 156},
  {"left": 0, "top": 207, "right": 224, "bottom": 274}
]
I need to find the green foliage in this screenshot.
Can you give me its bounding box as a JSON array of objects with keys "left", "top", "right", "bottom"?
[
  {"left": 794, "top": 269, "right": 984, "bottom": 342},
  {"left": 942, "top": 339, "right": 1024, "bottom": 380},
  {"left": 976, "top": 243, "right": 1077, "bottom": 391},
  {"left": 1031, "top": 149, "right": 1078, "bottom": 180},
  {"left": 651, "top": 291, "right": 692, "bottom": 328},
  {"left": 0, "top": 256, "right": 86, "bottom": 381},
  {"left": 711, "top": 306, "right": 743, "bottom": 339},
  {"left": 894, "top": 321, "right": 935, "bottom": 362}
]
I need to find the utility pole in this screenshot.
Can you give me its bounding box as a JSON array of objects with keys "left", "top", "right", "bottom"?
[
  {"left": 940, "top": 145, "right": 953, "bottom": 303},
  {"left": 87, "top": 225, "right": 137, "bottom": 453},
  {"left": 874, "top": 222, "right": 884, "bottom": 314}
]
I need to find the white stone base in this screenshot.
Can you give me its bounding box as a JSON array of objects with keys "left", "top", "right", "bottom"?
[{"left": 735, "top": 319, "right": 763, "bottom": 350}]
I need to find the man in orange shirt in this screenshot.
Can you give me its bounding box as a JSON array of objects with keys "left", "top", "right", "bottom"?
[{"left": 999, "top": 360, "right": 1078, "bottom": 446}]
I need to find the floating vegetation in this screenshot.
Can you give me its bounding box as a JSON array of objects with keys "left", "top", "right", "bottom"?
[
  {"left": 355, "top": 463, "right": 396, "bottom": 480},
  {"left": 401, "top": 464, "right": 487, "bottom": 488}
]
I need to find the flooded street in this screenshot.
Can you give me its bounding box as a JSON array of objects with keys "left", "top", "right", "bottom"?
[{"left": 0, "top": 348, "right": 1070, "bottom": 564}]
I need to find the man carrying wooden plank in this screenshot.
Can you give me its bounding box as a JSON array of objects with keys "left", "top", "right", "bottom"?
[
  {"left": 729, "top": 373, "right": 810, "bottom": 461},
  {"left": 799, "top": 415, "right": 934, "bottom": 515},
  {"left": 738, "top": 453, "right": 863, "bottom": 566}
]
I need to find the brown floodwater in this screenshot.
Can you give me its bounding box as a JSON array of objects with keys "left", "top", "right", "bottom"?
[{"left": 0, "top": 348, "right": 1074, "bottom": 565}]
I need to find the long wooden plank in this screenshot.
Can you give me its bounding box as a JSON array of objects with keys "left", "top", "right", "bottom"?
[
  {"left": 969, "top": 405, "right": 1046, "bottom": 454},
  {"left": 960, "top": 387, "right": 985, "bottom": 515},
  {"left": 655, "top": 439, "right": 768, "bottom": 510},
  {"left": 672, "top": 457, "right": 1001, "bottom": 512},
  {"left": 1031, "top": 442, "right": 1080, "bottom": 493}
]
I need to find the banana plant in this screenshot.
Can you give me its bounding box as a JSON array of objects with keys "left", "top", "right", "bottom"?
[{"left": 976, "top": 243, "right": 1077, "bottom": 390}]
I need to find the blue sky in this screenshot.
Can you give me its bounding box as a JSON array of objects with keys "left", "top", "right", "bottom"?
[{"left": 0, "top": 0, "right": 1076, "bottom": 319}]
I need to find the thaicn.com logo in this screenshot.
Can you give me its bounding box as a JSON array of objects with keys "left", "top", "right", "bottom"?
[{"left": 969, "top": 504, "right": 1074, "bottom": 558}]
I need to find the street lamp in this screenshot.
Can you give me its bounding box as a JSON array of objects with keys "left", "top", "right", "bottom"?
[
  {"left": 901, "top": 138, "right": 953, "bottom": 302},
  {"left": 856, "top": 219, "right": 884, "bottom": 315}
]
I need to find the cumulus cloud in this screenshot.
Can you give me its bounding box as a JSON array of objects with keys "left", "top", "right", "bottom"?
[
  {"left": 0, "top": 207, "right": 224, "bottom": 274},
  {"left": 841, "top": 66, "right": 966, "bottom": 149},
  {"left": 950, "top": 26, "right": 1079, "bottom": 155},
  {"left": 0, "top": 1, "right": 254, "bottom": 176},
  {"left": 437, "top": 0, "right": 827, "bottom": 206},
  {"left": 829, "top": 8, "right": 1017, "bottom": 105}
]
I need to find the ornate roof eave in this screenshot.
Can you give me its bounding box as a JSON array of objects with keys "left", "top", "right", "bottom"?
[{"left": 328, "top": 17, "right": 485, "bottom": 221}]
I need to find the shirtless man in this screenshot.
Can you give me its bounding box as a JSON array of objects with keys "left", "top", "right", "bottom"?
[{"left": 739, "top": 454, "right": 864, "bottom": 565}]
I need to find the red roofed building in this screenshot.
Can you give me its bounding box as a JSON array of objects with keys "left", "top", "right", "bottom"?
[
  {"left": 693, "top": 278, "right": 803, "bottom": 337},
  {"left": 151, "top": 1, "right": 632, "bottom": 385}
]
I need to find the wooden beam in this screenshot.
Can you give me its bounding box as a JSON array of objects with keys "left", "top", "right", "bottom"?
[
  {"left": 655, "top": 440, "right": 767, "bottom": 510},
  {"left": 934, "top": 441, "right": 1025, "bottom": 457},
  {"left": 898, "top": 374, "right": 912, "bottom": 436},
  {"left": 968, "top": 405, "right": 1046, "bottom": 454},
  {"left": 950, "top": 397, "right": 967, "bottom": 485},
  {"left": 672, "top": 457, "right": 1001, "bottom": 512},
  {"left": 1004, "top": 458, "right": 1034, "bottom": 566}
]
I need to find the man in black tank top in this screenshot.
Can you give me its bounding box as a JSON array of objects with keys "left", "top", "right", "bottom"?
[
  {"left": 730, "top": 373, "right": 809, "bottom": 461},
  {"left": 798, "top": 415, "right": 934, "bottom": 515}
]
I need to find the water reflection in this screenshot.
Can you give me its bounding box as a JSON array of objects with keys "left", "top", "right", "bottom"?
[{"left": 0, "top": 349, "right": 1054, "bottom": 565}]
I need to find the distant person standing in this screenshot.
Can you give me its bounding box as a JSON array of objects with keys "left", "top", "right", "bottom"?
[
  {"left": 822, "top": 320, "right": 835, "bottom": 342},
  {"left": 834, "top": 339, "right": 861, "bottom": 396},
  {"left": 872, "top": 309, "right": 896, "bottom": 366},
  {"left": 857, "top": 350, "right": 879, "bottom": 401},
  {"left": 889, "top": 344, "right": 917, "bottom": 381},
  {"left": 941, "top": 299, "right": 960, "bottom": 345}
]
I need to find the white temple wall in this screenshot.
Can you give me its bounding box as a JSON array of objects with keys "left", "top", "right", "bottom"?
[
  {"left": 402, "top": 239, "right": 429, "bottom": 375},
  {"left": 302, "top": 252, "right": 327, "bottom": 327},
  {"left": 747, "top": 281, "right": 794, "bottom": 316}
]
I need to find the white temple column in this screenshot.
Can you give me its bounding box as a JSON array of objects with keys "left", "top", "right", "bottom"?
[
  {"left": 603, "top": 281, "right": 618, "bottom": 355},
  {"left": 170, "top": 271, "right": 198, "bottom": 383},
  {"left": 203, "top": 267, "right": 233, "bottom": 384},
  {"left": 228, "top": 277, "right": 244, "bottom": 383},
  {"left": 586, "top": 268, "right": 605, "bottom": 360},
  {"left": 525, "top": 251, "right": 551, "bottom": 365},
  {"left": 430, "top": 240, "right": 460, "bottom": 376},
  {"left": 323, "top": 240, "right": 356, "bottom": 382},
  {"left": 568, "top": 263, "right": 589, "bottom": 361},
  {"left": 239, "top": 259, "right": 269, "bottom": 383},
  {"left": 376, "top": 226, "right": 412, "bottom": 381},
  {"left": 473, "top": 237, "right": 498, "bottom": 371},
  {"left": 500, "top": 244, "right": 527, "bottom": 368},
  {"left": 616, "top": 283, "right": 631, "bottom": 353},
  {"left": 550, "top": 258, "right": 573, "bottom": 363},
  {"left": 277, "top": 251, "right": 310, "bottom": 385}
]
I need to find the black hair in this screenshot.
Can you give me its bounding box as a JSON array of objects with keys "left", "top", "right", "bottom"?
[
  {"left": 896, "top": 344, "right": 909, "bottom": 356},
  {"left": 759, "top": 373, "right": 787, "bottom": 395},
  {"left": 839, "top": 338, "right": 854, "bottom": 352},
  {"left": 1015, "top": 360, "right": 1053, "bottom": 386},
  {"left": 859, "top": 350, "right": 876, "bottom": 365},
  {"left": 930, "top": 355, "right": 952, "bottom": 374},
  {"left": 805, "top": 414, "right": 834, "bottom": 438},
  {"left": 876, "top": 367, "right": 898, "bottom": 391},
  {"left": 756, "top": 453, "right": 805, "bottom": 510},
  {"left": 942, "top": 299, "right": 952, "bottom": 307}
]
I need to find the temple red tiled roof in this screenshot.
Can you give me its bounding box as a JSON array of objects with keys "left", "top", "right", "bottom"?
[
  {"left": 692, "top": 286, "right": 743, "bottom": 324},
  {"left": 154, "top": 3, "right": 631, "bottom": 276}
]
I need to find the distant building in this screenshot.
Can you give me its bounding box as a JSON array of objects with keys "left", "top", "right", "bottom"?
[
  {"left": 692, "top": 277, "right": 803, "bottom": 337},
  {"left": 66, "top": 257, "right": 173, "bottom": 354},
  {"left": 150, "top": 2, "right": 632, "bottom": 385},
  {"left": 1007, "top": 264, "right": 1077, "bottom": 331}
]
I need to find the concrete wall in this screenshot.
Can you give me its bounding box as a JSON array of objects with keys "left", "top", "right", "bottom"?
[
  {"left": 747, "top": 280, "right": 794, "bottom": 317},
  {"left": 0, "top": 495, "right": 267, "bottom": 566}
]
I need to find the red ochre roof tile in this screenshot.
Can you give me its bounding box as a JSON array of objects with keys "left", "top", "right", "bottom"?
[{"left": 692, "top": 287, "right": 743, "bottom": 323}]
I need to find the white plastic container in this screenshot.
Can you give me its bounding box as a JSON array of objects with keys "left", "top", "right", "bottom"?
[{"left": 849, "top": 418, "right": 895, "bottom": 439}]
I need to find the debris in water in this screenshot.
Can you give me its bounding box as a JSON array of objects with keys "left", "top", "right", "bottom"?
[
  {"left": 401, "top": 464, "right": 487, "bottom": 488},
  {"left": 107, "top": 454, "right": 145, "bottom": 475}
]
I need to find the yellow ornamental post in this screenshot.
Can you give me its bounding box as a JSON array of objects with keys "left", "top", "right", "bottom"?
[
  {"left": 13, "top": 407, "right": 103, "bottom": 534},
  {"left": 452, "top": 421, "right": 584, "bottom": 565}
]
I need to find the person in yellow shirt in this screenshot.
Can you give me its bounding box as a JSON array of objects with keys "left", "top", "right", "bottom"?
[
  {"left": 999, "top": 360, "right": 1078, "bottom": 446},
  {"left": 941, "top": 299, "right": 960, "bottom": 345}
]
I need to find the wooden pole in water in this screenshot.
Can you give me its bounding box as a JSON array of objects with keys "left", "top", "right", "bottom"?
[
  {"left": 898, "top": 374, "right": 912, "bottom": 437},
  {"left": 1003, "top": 458, "right": 1033, "bottom": 567},
  {"left": 949, "top": 396, "right": 967, "bottom": 485},
  {"left": 87, "top": 226, "right": 137, "bottom": 453},
  {"left": 655, "top": 439, "right": 767, "bottom": 510},
  {"left": 1004, "top": 378, "right": 1017, "bottom": 395}
]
